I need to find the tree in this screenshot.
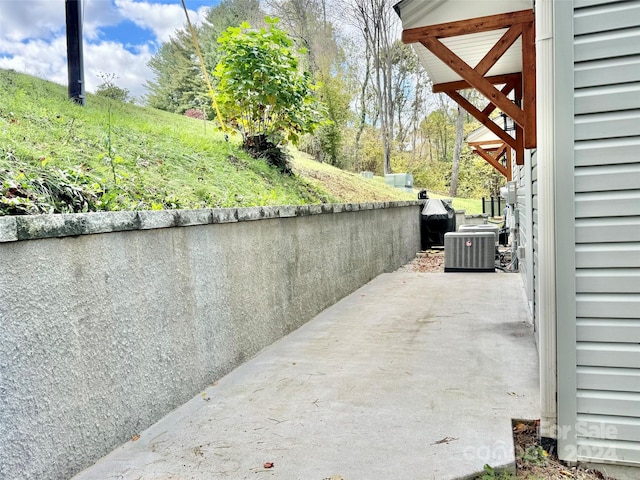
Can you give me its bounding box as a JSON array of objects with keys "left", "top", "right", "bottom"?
[
  {"left": 421, "top": 109, "right": 453, "bottom": 163},
  {"left": 350, "top": 0, "right": 400, "bottom": 175},
  {"left": 388, "top": 41, "right": 429, "bottom": 151},
  {"left": 314, "top": 72, "right": 351, "bottom": 165},
  {"left": 267, "top": 0, "right": 353, "bottom": 167},
  {"left": 200, "top": 0, "right": 265, "bottom": 69},
  {"left": 146, "top": 30, "right": 205, "bottom": 113},
  {"left": 450, "top": 102, "right": 464, "bottom": 197},
  {"left": 214, "top": 18, "right": 325, "bottom": 170},
  {"left": 146, "top": 0, "right": 266, "bottom": 115}
]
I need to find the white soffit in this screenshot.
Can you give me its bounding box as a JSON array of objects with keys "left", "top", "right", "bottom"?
[
  {"left": 466, "top": 125, "right": 504, "bottom": 149},
  {"left": 395, "top": 0, "right": 533, "bottom": 85}
]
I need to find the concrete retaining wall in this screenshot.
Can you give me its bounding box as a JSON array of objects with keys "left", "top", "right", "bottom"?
[{"left": 0, "top": 202, "right": 421, "bottom": 480}]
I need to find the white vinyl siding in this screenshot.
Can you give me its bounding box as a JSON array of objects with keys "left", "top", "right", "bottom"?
[
  {"left": 516, "top": 150, "right": 538, "bottom": 340},
  {"left": 570, "top": 0, "right": 640, "bottom": 466},
  {"left": 531, "top": 153, "right": 539, "bottom": 340}
]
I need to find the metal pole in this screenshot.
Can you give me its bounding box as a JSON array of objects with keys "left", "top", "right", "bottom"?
[{"left": 66, "top": 0, "right": 85, "bottom": 105}]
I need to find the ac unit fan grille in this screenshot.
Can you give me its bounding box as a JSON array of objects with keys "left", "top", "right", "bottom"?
[{"left": 444, "top": 232, "right": 495, "bottom": 272}]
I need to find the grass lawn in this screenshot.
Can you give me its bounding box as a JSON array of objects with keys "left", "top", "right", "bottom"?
[{"left": 1, "top": 69, "right": 483, "bottom": 216}]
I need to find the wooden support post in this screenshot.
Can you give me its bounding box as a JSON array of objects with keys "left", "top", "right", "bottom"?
[{"left": 522, "top": 20, "right": 537, "bottom": 148}]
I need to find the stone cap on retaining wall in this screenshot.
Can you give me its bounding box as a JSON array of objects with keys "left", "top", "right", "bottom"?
[{"left": 0, "top": 201, "right": 422, "bottom": 243}]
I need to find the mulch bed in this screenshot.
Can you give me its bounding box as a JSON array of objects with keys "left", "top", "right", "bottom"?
[
  {"left": 396, "top": 249, "right": 445, "bottom": 273},
  {"left": 512, "top": 421, "right": 613, "bottom": 479}
]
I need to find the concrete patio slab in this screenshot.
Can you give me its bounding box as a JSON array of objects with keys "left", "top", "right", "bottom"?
[{"left": 72, "top": 272, "right": 539, "bottom": 480}]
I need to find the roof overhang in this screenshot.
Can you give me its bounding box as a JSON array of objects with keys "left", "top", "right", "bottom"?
[
  {"left": 466, "top": 125, "right": 512, "bottom": 180},
  {"left": 394, "top": 0, "right": 533, "bottom": 85},
  {"left": 395, "top": 0, "right": 537, "bottom": 163}
]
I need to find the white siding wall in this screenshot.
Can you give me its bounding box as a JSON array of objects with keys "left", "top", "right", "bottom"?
[
  {"left": 517, "top": 151, "right": 538, "bottom": 340},
  {"left": 570, "top": 0, "right": 640, "bottom": 466}
]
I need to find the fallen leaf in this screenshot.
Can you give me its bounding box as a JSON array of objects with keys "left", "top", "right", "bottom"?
[
  {"left": 264, "top": 462, "right": 274, "bottom": 469},
  {"left": 513, "top": 422, "right": 527, "bottom": 433},
  {"left": 131, "top": 434, "right": 140, "bottom": 442}
]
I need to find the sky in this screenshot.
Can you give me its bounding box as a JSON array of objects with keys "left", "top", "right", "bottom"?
[{"left": 0, "top": 0, "right": 220, "bottom": 101}]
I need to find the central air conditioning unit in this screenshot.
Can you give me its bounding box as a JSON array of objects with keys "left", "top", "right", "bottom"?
[
  {"left": 457, "top": 224, "right": 500, "bottom": 246},
  {"left": 444, "top": 232, "right": 495, "bottom": 272}
]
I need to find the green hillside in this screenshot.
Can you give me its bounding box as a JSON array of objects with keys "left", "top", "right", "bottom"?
[{"left": 0, "top": 69, "right": 481, "bottom": 215}]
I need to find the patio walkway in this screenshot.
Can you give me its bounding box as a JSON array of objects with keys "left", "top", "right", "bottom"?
[{"left": 72, "top": 272, "right": 539, "bottom": 480}]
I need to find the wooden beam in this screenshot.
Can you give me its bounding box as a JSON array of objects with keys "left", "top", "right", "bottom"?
[
  {"left": 432, "top": 73, "right": 520, "bottom": 93},
  {"left": 468, "top": 140, "right": 507, "bottom": 152},
  {"left": 468, "top": 141, "right": 500, "bottom": 147},
  {"left": 446, "top": 90, "right": 517, "bottom": 150},
  {"left": 470, "top": 146, "right": 505, "bottom": 154},
  {"left": 495, "top": 144, "right": 508, "bottom": 158},
  {"left": 421, "top": 37, "right": 525, "bottom": 127},
  {"left": 402, "top": 9, "right": 534, "bottom": 43},
  {"left": 522, "top": 20, "right": 537, "bottom": 148},
  {"left": 473, "top": 145, "right": 508, "bottom": 178},
  {"left": 492, "top": 144, "right": 508, "bottom": 164},
  {"left": 515, "top": 123, "right": 524, "bottom": 165},
  {"left": 482, "top": 80, "right": 516, "bottom": 116},
  {"left": 506, "top": 145, "right": 512, "bottom": 181},
  {"left": 468, "top": 143, "right": 504, "bottom": 152},
  {"left": 475, "top": 25, "right": 522, "bottom": 76}
]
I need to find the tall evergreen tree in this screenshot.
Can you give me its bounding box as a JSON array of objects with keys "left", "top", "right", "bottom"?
[
  {"left": 145, "top": 0, "right": 265, "bottom": 115},
  {"left": 146, "top": 30, "right": 204, "bottom": 113}
]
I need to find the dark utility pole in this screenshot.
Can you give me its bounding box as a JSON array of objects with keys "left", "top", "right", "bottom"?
[{"left": 65, "top": 0, "right": 85, "bottom": 105}]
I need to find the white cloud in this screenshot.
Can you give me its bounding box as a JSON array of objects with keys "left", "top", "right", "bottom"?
[
  {"left": 0, "top": 35, "right": 153, "bottom": 102},
  {"left": 0, "top": 0, "right": 65, "bottom": 41},
  {"left": 114, "top": 0, "right": 205, "bottom": 44},
  {"left": 0, "top": 1, "right": 211, "bottom": 102},
  {"left": 84, "top": 41, "right": 154, "bottom": 101},
  {"left": 83, "top": 0, "right": 124, "bottom": 40},
  {"left": 0, "top": 36, "right": 68, "bottom": 86},
  {"left": 0, "top": 0, "right": 122, "bottom": 42}
]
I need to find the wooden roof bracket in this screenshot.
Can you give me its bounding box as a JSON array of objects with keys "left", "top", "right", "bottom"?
[
  {"left": 402, "top": 10, "right": 537, "bottom": 167},
  {"left": 468, "top": 141, "right": 513, "bottom": 180}
]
